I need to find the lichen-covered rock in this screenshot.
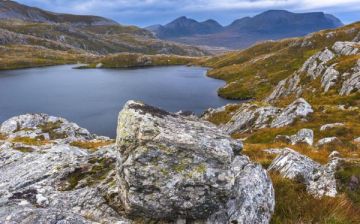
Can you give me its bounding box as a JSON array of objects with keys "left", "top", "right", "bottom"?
[
  {"left": 223, "top": 103, "right": 280, "bottom": 134},
  {"left": 320, "top": 123, "right": 345, "bottom": 131},
  {"left": 300, "top": 48, "right": 335, "bottom": 79},
  {"left": 316, "top": 137, "right": 341, "bottom": 147},
  {"left": 270, "top": 98, "right": 313, "bottom": 128},
  {"left": 268, "top": 148, "right": 339, "bottom": 198},
  {"left": 340, "top": 72, "right": 360, "bottom": 95},
  {"left": 222, "top": 98, "right": 313, "bottom": 134},
  {"left": 0, "top": 113, "right": 101, "bottom": 143},
  {"left": 321, "top": 66, "right": 340, "bottom": 92},
  {"left": 116, "top": 101, "right": 274, "bottom": 222},
  {"left": 332, "top": 41, "right": 359, "bottom": 55},
  {"left": 276, "top": 129, "right": 314, "bottom": 146}
]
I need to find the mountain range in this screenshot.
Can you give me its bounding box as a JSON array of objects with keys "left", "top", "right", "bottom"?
[{"left": 147, "top": 10, "right": 344, "bottom": 49}]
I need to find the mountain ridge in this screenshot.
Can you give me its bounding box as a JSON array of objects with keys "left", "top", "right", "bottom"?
[{"left": 147, "top": 10, "right": 344, "bottom": 49}]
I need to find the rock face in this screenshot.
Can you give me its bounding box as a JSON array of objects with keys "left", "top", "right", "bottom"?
[
  {"left": 223, "top": 98, "right": 313, "bottom": 134},
  {"left": 116, "top": 101, "right": 275, "bottom": 222},
  {"left": 268, "top": 148, "right": 340, "bottom": 198},
  {"left": 0, "top": 102, "right": 276, "bottom": 223}
]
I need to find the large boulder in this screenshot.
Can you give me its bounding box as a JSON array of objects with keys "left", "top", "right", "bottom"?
[
  {"left": 268, "top": 148, "right": 340, "bottom": 198},
  {"left": 116, "top": 101, "right": 274, "bottom": 222},
  {"left": 275, "top": 128, "right": 314, "bottom": 146}
]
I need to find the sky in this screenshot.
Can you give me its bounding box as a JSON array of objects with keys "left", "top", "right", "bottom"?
[{"left": 16, "top": 0, "right": 360, "bottom": 27}]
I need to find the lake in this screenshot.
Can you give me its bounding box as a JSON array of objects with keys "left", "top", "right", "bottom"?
[{"left": 0, "top": 65, "right": 235, "bottom": 137}]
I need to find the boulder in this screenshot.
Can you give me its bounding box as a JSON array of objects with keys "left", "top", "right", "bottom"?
[
  {"left": 270, "top": 98, "right": 313, "bottom": 128},
  {"left": 300, "top": 48, "right": 335, "bottom": 79},
  {"left": 321, "top": 66, "right": 340, "bottom": 92},
  {"left": 332, "top": 41, "right": 359, "bottom": 56},
  {"left": 116, "top": 101, "right": 274, "bottom": 222},
  {"left": 268, "top": 148, "right": 340, "bottom": 198},
  {"left": 316, "top": 137, "right": 341, "bottom": 147},
  {"left": 320, "top": 123, "right": 345, "bottom": 131},
  {"left": 276, "top": 129, "right": 314, "bottom": 146}
]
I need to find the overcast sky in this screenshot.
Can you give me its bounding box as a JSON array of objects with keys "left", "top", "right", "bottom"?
[{"left": 16, "top": 0, "right": 360, "bottom": 27}]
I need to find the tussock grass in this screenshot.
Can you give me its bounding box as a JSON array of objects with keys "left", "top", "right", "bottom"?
[
  {"left": 11, "top": 136, "right": 50, "bottom": 146},
  {"left": 70, "top": 140, "right": 115, "bottom": 151}
]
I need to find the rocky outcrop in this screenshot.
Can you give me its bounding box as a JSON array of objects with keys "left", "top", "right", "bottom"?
[
  {"left": 316, "top": 137, "right": 341, "bottom": 147},
  {"left": 268, "top": 148, "right": 340, "bottom": 198},
  {"left": 0, "top": 113, "right": 104, "bottom": 143},
  {"left": 0, "top": 102, "right": 275, "bottom": 223},
  {"left": 270, "top": 98, "right": 313, "bottom": 128},
  {"left": 320, "top": 123, "right": 345, "bottom": 131},
  {"left": 266, "top": 41, "right": 360, "bottom": 102},
  {"left": 223, "top": 98, "right": 313, "bottom": 134},
  {"left": 340, "top": 72, "right": 360, "bottom": 95},
  {"left": 116, "top": 101, "right": 274, "bottom": 223},
  {"left": 275, "top": 129, "right": 314, "bottom": 146}
]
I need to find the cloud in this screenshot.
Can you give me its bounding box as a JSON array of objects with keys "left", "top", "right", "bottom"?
[{"left": 16, "top": 0, "right": 360, "bottom": 26}]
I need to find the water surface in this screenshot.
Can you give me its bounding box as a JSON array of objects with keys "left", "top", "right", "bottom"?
[{"left": 0, "top": 65, "right": 234, "bottom": 137}]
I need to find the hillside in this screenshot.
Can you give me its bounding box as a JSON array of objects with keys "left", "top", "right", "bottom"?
[
  {"left": 0, "top": 0, "right": 118, "bottom": 26},
  {"left": 148, "top": 10, "right": 343, "bottom": 49},
  {"left": 0, "top": 1, "right": 209, "bottom": 69},
  {"left": 201, "top": 22, "right": 360, "bottom": 223}
]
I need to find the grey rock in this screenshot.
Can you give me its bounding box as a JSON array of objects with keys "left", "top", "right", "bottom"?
[
  {"left": 300, "top": 48, "right": 335, "bottom": 79},
  {"left": 223, "top": 103, "right": 280, "bottom": 134},
  {"left": 266, "top": 72, "right": 302, "bottom": 103},
  {"left": 116, "top": 100, "right": 274, "bottom": 222},
  {"left": 332, "top": 41, "right": 359, "bottom": 55},
  {"left": 320, "top": 123, "right": 345, "bottom": 131},
  {"left": 268, "top": 148, "right": 339, "bottom": 198},
  {"left": 276, "top": 129, "right": 314, "bottom": 146},
  {"left": 0, "top": 113, "right": 100, "bottom": 143},
  {"left": 271, "top": 98, "right": 313, "bottom": 128},
  {"left": 316, "top": 137, "right": 341, "bottom": 147},
  {"left": 354, "top": 137, "right": 360, "bottom": 143},
  {"left": 321, "top": 66, "right": 340, "bottom": 92},
  {"left": 340, "top": 72, "right": 360, "bottom": 95}
]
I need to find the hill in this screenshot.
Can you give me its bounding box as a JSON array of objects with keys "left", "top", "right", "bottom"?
[{"left": 148, "top": 10, "right": 343, "bottom": 49}]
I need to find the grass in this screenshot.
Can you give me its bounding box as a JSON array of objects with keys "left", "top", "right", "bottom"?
[
  {"left": 38, "top": 121, "right": 68, "bottom": 140},
  {"left": 11, "top": 136, "right": 50, "bottom": 146},
  {"left": 270, "top": 173, "right": 360, "bottom": 224},
  {"left": 13, "top": 146, "right": 35, "bottom": 153},
  {"left": 336, "top": 161, "right": 360, "bottom": 206},
  {"left": 70, "top": 140, "right": 115, "bottom": 151},
  {"left": 0, "top": 133, "right": 7, "bottom": 140}
]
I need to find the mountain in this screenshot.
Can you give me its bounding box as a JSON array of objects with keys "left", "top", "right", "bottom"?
[
  {"left": 0, "top": 0, "right": 118, "bottom": 26},
  {"left": 147, "top": 16, "right": 223, "bottom": 38},
  {"left": 147, "top": 10, "right": 344, "bottom": 49}
]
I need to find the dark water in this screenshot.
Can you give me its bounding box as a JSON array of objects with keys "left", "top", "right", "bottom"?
[{"left": 0, "top": 65, "right": 234, "bottom": 137}]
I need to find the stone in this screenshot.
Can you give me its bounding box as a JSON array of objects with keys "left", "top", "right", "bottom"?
[
  {"left": 320, "top": 123, "right": 345, "bottom": 131},
  {"left": 321, "top": 66, "right": 340, "bottom": 92},
  {"left": 116, "top": 100, "right": 274, "bottom": 222},
  {"left": 266, "top": 72, "right": 302, "bottom": 102},
  {"left": 300, "top": 48, "right": 335, "bottom": 79},
  {"left": 223, "top": 103, "right": 280, "bottom": 134},
  {"left": 340, "top": 72, "right": 360, "bottom": 95},
  {"left": 316, "top": 137, "right": 341, "bottom": 147},
  {"left": 329, "top": 151, "right": 341, "bottom": 159},
  {"left": 354, "top": 137, "right": 360, "bottom": 143},
  {"left": 271, "top": 98, "right": 313, "bottom": 128},
  {"left": 268, "top": 148, "right": 339, "bottom": 198},
  {"left": 332, "top": 41, "right": 359, "bottom": 56},
  {"left": 276, "top": 129, "right": 314, "bottom": 146},
  {"left": 0, "top": 113, "right": 98, "bottom": 142}
]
